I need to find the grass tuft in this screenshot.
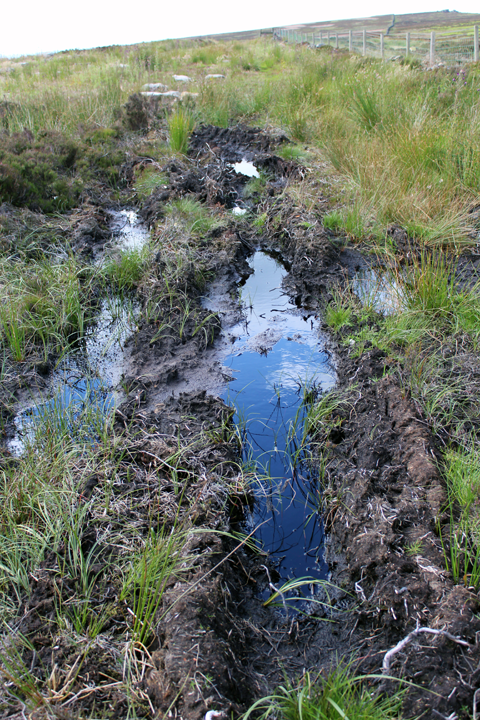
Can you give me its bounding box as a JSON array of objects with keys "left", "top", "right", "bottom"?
[
  {"left": 168, "top": 108, "right": 195, "bottom": 154},
  {"left": 242, "top": 664, "right": 404, "bottom": 720}
]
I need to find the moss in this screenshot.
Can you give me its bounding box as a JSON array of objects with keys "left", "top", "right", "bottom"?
[{"left": 0, "top": 125, "right": 129, "bottom": 211}]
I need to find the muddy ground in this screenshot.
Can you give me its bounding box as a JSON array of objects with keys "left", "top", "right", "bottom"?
[{"left": 2, "top": 120, "right": 480, "bottom": 720}]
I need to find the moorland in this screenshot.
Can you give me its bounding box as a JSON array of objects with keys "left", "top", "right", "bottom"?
[{"left": 1, "top": 17, "right": 480, "bottom": 720}]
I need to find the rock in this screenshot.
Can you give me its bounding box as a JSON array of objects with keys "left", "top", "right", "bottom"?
[
  {"left": 143, "top": 83, "right": 168, "bottom": 91},
  {"left": 141, "top": 91, "right": 181, "bottom": 99},
  {"left": 180, "top": 91, "right": 199, "bottom": 100},
  {"left": 173, "top": 74, "right": 192, "bottom": 83},
  {"left": 205, "top": 74, "right": 225, "bottom": 79}
]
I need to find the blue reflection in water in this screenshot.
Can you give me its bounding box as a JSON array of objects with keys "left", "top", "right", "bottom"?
[
  {"left": 10, "top": 297, "right": 136, "bottom": 453},
  {"left": 223, "top": 252, "right": 335, "bottom": 586},
  {"left": 19, "top": 368, "right": 114, "bottom": 445}
]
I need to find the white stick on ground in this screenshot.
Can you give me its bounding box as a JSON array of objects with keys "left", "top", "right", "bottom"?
[{"left": 382, "top": 624, "right": 470, "bottom": 673}]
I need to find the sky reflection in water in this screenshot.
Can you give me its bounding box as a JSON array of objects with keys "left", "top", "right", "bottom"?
[{"left": 223, "top": 252, "right": 335, "bottom": 585}]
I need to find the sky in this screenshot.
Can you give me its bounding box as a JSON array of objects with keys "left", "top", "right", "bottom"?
[{"left": 2, "top": 0, "right": 479, "bottom": 58}]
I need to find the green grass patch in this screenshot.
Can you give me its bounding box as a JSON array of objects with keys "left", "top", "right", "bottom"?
[
  {"left": 168, "top": 108, "right": 195, "bottom": 154},
  {"left": 165, "top": 197, "right": 224, "bottom": 236},
  {"left": 242, "top": 665, "right": 404, "bottom": 720}
]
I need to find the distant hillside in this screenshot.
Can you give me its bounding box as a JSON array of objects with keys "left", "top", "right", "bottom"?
[{"left": 191, "top": 10, "right": 480, "bottom": 43}]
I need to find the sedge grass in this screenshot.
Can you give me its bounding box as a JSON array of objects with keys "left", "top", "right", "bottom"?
[
  {"left": 164, "top": 197, "right": 224, "bottom": 237},
  {"left": 168, "top": 108, "right": 195, "bottom": 154},
  {"left": 242, "top": 664, "right": 404, "bottom": 720},
  {"left": 4, "top": 39, "right": 480, "bottom": 244},
  {"left": 0, "top": 254, "right": 98, "bottom": 360},
  {"left": 440, "top": 445, "right": 480, "bottom": 588}
]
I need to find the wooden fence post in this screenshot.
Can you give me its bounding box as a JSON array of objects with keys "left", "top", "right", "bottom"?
[
  {"left": 335, "top": 33, "right": 339, "bottom": 49},
  {"left": 475, "top": 26, "right": 479, "bottom": 62},
  {"left": 380, "top": 33, "right": 384, "bottom": 60},
  {"left": 430, "top": 31, "right": 435, "bottom": 65},
  {"left": 349, "top": 30, "right": 353, "bottom": 52},
  {"left": 406, "top": 32, "right": 410, "bottom": 57},
  {"left": 363, "top": 29, "right": 366, "bottom": 56}
]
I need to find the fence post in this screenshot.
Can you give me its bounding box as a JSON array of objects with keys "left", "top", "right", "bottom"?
[
  {"left": 327, "top": 31, "right": 330, "bottom": 46},
  {"left": 319, "top": 31, "right": 323, "bottom": 46},
  {"left": 349, "top": 30, "right": 353, "bottom": 52},
  {"left": 335, "top": 33, "right": 339, "bottom": 49},
  {"left": 475, "top": 26, "right": 479, "bottom": 62},
  {"left": 430, "top": 31, "right": 435, "bottom": 65},
  {"left": 363, "top": 29, "right": 366, "bottom": 56},
  {"left": 380, "top": 33, "right": 384, "bottom": 60},
  {"left": 406, "top": 32, "right": 410, "bottom": 57}
]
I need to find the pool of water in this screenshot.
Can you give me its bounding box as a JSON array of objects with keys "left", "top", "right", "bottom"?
[
  {"left": 109, "top": 209, "right": 149, "bottom": 250},
  {"left": 233, "top": 159, "right": 259, "bottom": 178},
  {"left": 353, "top": 267, "right": 400, "bottom": 315},
  {"left": 222, "top": 252, "right": 336, "bottom": 595},
  {"left": 8, "top": 213, "right": 147, "bottom": 454}
]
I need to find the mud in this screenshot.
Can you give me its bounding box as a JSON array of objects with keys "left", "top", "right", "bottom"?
[
  {"left": 130, "top": 125, "right": 480, "bottom": 719},
  {"left": 2, "top": 121, "right": 480, "bottom": 720}
]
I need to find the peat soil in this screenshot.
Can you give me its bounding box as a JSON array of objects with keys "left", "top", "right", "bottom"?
[{"left": 2, "top": 123, "right": 480, "bottom": 720}]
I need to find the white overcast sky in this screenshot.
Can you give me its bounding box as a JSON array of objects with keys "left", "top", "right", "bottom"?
[{"left": 2, "top": 0, "right": 479, "bottom": 58}]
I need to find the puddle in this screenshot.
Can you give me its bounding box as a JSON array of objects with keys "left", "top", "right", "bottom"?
[
  {"left": 233, "top": 160, "right": 259, "bottom": 178},
  {"left": 232, "top": 206, "right": 247, "bottom": 216},
  {"left": 8, "top": 214, "right": 148, "bottom": 454},
  {"left": 353, "top": 267, "right": 400, "bottom": 314},
  {"left": 108, "top": 209, "right": 148, "bottom": 250},
  {"left": 223, "top": 252, "right": 335, "bottom": 602}
]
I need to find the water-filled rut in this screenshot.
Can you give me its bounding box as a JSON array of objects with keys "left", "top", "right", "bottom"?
[
  {"left": 221, "top": 251, "right": 336, "bottom": 597},
  {"left": 8, "top": 210, "right": 148, "bottom": 453}
]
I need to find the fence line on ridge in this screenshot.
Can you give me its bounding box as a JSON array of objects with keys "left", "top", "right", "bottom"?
[{"left": 274, "top": 26, "right": 480, "bottom": 65}]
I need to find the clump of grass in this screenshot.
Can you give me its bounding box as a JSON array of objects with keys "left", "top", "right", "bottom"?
[
  {"left": 440, "top": 445, "right": 480, "bottom": 588},
  {"left": 322, "top": 205, "right": 370, "bottom": 240},
  {"left": 134, "top": 166, "right": 169, "bottom": 198},
  {"left": 168, "top": 108, "right": 195, "bottom": 154},
  {"left": 0, "top": 255, "right": 96, "bottom": 360},
  {"left": 323, "top": 210, "right": 343, "bottom": 232},
  {"left": 348, "top": 87, "right": 382, "bottom": 132},
  {"left": 102, "top": 246, "right": 150, "bottom": 291},
  {"left": 276, "top": 143, "right": 309, "bottom": 163},
  {"left": 325, "top": 292, "right": 353, "bottom": 331},
  {"left": 165, "top": 197, "right": 223, "bottom": 236},
  {"left": 405, "top": 539, "right": 423, "bottom": 556},
  {"left": 244, "top": 173, "right": 267, "bottom": 198},
  {"left": 119, "top": 525, "right": 193, "bottom": 645},
  {"left": 242, "top": 665, "right": 404, "bottom": 720}
]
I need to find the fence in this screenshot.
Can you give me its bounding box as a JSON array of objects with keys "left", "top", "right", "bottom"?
[{"left": 274, "top": 26, "right": 480, "bottom": 65}]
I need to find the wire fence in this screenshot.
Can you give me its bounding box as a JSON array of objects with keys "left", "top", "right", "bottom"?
[{"left": 274, "top": 26, "right": 480, "bottom": 66}]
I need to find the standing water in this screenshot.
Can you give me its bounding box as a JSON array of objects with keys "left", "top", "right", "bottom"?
[
  {"left": 223, "top": 252, "right": 335, "bottom": 597},
  {"left": 8, "top": 211, "right": 148, "bottom": 454}
]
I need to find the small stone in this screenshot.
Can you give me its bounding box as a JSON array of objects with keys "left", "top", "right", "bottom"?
[
  {"left": 173, "top": 74, "right": 192, "bottom": 83},
  {"left": 205, "top": 74, "right": 225, "bottom": 79},
  {"left": 143, "top": 83, "right": 168, "bottom": 91}
]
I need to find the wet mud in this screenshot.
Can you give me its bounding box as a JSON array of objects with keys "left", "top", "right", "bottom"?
[{"left": 2, "top": 122, "right": 480, "bottom": 720}]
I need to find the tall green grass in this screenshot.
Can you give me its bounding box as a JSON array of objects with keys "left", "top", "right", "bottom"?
[
  {"left": 168, "top": 108, "right": 195, "bottom": 153},
  {"left": 0, "top": 255, "right": 97, "bottom": 360},
  {"left": 3, "top": 38, "right": 480, "bottom": 244},
  {"left": 243, "top": 665, "right": 404, "bottom": 720}
]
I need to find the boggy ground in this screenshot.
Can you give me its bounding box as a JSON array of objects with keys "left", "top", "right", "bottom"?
[
  {"left": 255, "top": 189, "right": 480, "bottom": 718},
  {"left": 1, "top": 121, "right": 480, "bottom": 720},
  {"left": 113, "top": 125, "right": 480, "bottom": 718}
]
